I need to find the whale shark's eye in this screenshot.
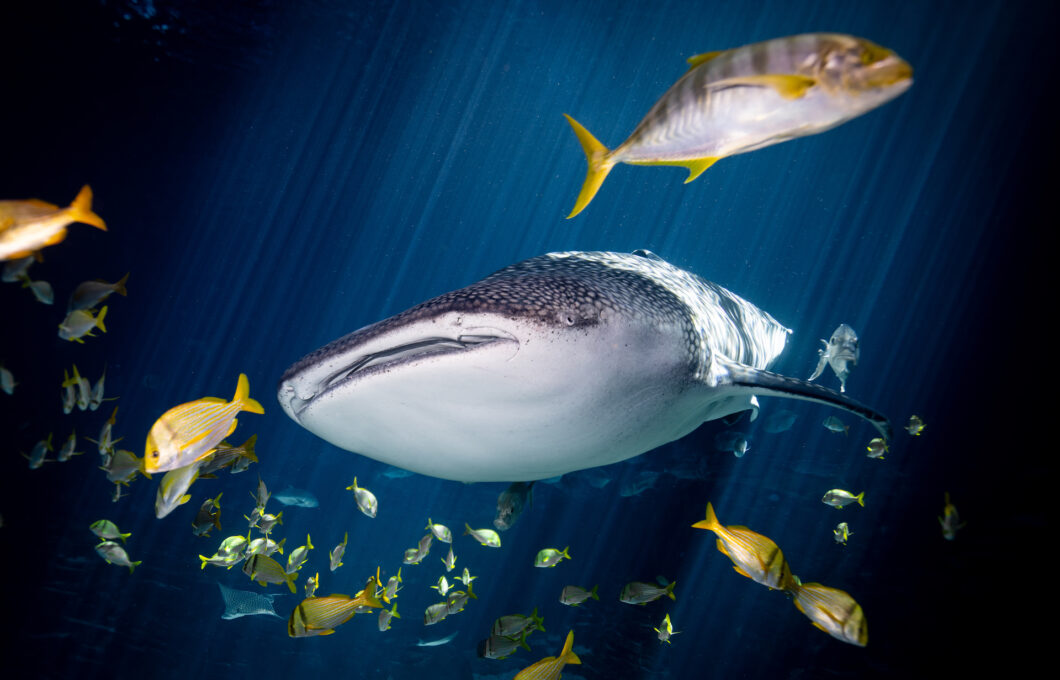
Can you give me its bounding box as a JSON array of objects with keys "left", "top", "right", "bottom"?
[{"left": 565, "top": 315, "right": 575, "bottom": 326}]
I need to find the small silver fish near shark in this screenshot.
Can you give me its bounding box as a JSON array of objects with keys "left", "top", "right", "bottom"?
[
  {"left": 272, "top": 486, "right": 319, "bottom": 508},
  {"left": 278, "top": 251, "right": 890, "bottom": 482},
  {"left": 809, "top": 323, "right": 859, "bottom": 393}
]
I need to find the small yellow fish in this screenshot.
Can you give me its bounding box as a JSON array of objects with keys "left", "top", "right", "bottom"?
[
  {"left": 329, "top": 532, "right": 348, "bottom": 571},
  {"left": 654, "top": 613, "right": 679, "bottom": 644},
  {"left": 692, "top": 502, "right": 797, "bottom": 591},
  {"left": 865, "top": 438, "right": 888, "bottom": 459},
  {"left": 144, "top": 373, "right": 264, "bottom": 474},
  {"left": 192, "top": 493, "right": 224, "bottom": 537},
  {"left": 491, "top": 608, "right": 545, "bottom": 638},
  {"left": 906, "top": 415, "right": 926, "bottom": 436},
  {"left": 287, "top": 573, "right": 384, "bottom": 637},
  {"left": 619, "top": 579, "right": 677, "bottom": 605},
  {"left": 822, "top": 489, "right": 865, "bottom": 509},
  {"left": 0, "top": 185, "right": 106, "bottom": 261},
  {"left": 68, "top": 272, "right": 129, "bottom": 312},
  {"left": 833, "top": 522, "right": 851, "bottom": 545},
  {"left": 58, "top": 305, "right": 107, "bottom": 343},
  {"left": 154, "top": 461, "right": 201, "bottom": 519},
  {"left": 243, "top": 553, "right": 297, "bottom": 593},
  {"left": 514, "top": 630, "right": 581, "bottom": 680},
  {"left": 305, "top": 571, "right": 320, "bottom": 598},
  {"left": 95, "top": 540, "right": 141, "bottom": 574},
  {"left": 464, "top": 523, "right": 501, "bottom": 548},
  {"left": 790, "top": 581, "right": 868, "bottom": 647},
  {"left": 378, "top": 603, "right": 400, "bottom": 631},
  {"left": 346, "top": 477, "right": 378, "bottom": 518},
  {"left": 563, "top": 34, "right": 912, "bottom": 217},
  {"left": 285, "top": 534, "right": 314, "bottom": 574},
  {"left": 534, "top": 546, "right": 571, "bottom": 568},
  {"left": 90, "top": 519, "right": 131, "bottom": 543},
  {"left": 560, "top": 584, "right": 599, "bottom": 606},
  {"left": 939, "top": 492, "right": 965, "bottom": 540}
]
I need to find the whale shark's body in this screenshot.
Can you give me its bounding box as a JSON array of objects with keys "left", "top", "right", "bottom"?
[{"left": 278, "top": 251, "right": 889, "bottom": 482}]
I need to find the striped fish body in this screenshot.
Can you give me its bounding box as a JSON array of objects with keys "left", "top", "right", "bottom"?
[
  {"left": 243, "top": 553, "right": 297, "bottom": 593},
  {"left": 514, "top": 630, "right": 581, "bottom": 680},
  {"left": 144, "top": 374, "right": 264, "bottom": 473},
  {"left": 620, "top": 34, "right": 911, "bottom": 164},
  {"left": 693, "top": 502, "right": 797, "bottom": 591},
  {"left": 792, "top": 582, "right": 868, "bottom": 646},
  {"left": 565, "top": 33, "right": 912, "bottom": 217}
]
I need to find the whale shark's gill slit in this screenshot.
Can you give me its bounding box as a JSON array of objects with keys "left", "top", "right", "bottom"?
[
  {"left": 324, "top": 336, "right": 505, "bottom": 389},
  {"left": 724, "top": 362, "right": 893, "bottom": 441}
]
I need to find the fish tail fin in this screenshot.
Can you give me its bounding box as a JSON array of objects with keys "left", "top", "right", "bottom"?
[
  {"left": 666, "top": 580, "right": 677, "bottom": 600},
  {"left": 285, "top": 572, "right": 297, "bottom": 593},
  {"left": 121, "top": 532, "right": 131, "bottom": 542},
  {"left": 69, "top": 185, "right": 107, "bottom": 231},
  {"left": 562, "top": 546, "right": 571, "bottom": 560},
  {"left": 113, "top": 272, "right": 130, "bottom": 296},
  {"left": 128, "top": 560, "right": 141, "bottom": 574},
  {"left": 242, "top": 434, "right": 259, "bottom": 461},
  {"left": 198, "top": 555, "right": 210, "bottom": 570},
  {"left": 94, "top": 306, "right": 108, "bottom": 333},
  {"left": 391, "top": 604, "right": 400, "bottom": 619},
  {"left": 561, "top": 630, "right": 581, "bottom": 664},
  {"left": 590, "top": 584, "right": 599, "bottom": 600},
  {"left": 467, "top": 581, "right": 477, "bottom": 600},
  {"left": 531, "top": 606, "right": 545, "bottom": 632},
  {"left": 857, "top": 492, "right": 865, "bottom": 507},
  {"left": 692, "top": 502, "right": 721, "bottom": 532},
  {"left": 564, "top": 114, "right": 615, "bottom": 218},
  {"left": 234, "top": 373, "right": 265, "bottom": 414},
  {"left": 306, "top": 534, "right": 314, "bottom": 550}
]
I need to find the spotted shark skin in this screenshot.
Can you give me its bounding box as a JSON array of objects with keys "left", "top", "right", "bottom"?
[{"left": 278, "top": 251, "right": 890, "bottom": 482}]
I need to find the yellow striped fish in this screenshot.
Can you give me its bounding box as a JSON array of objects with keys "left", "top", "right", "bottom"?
[
  {"left": 243, "top": 553, "right": 297, "bottom": 593},
  {"left": 564, "top": 33, "right": 913, "bottom": 217},
  {"left": 692, "top": 502, "right": 797, "bottom": 591},
  {"left": 1, "top": 185, "right": 107, "bottom": 260},
  {"left": 287, "top": 573, "right": 384, "bottom": 637},
  {"left": 514, "top": 630, "right": 581, "bottom": 680},
  {"left": 791, "top": 582, "right": 868, "bottom": 647},
  {"left": 144, "top": 373, "right": 264, "bottom": 473}
]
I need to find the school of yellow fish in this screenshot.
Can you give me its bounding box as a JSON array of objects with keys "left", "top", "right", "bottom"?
[{"left": 3, "top": 32, "right": 969, "bottom": 675}]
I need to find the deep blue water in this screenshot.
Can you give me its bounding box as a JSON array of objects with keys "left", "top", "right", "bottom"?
[{"left": 1, "top": 1, "right": 1047, "bottom": 678}]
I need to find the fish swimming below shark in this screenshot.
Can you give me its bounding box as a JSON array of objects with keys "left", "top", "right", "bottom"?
[
  {"left": 272, "top": 486, "right": 319, "bottom": 508},
  {"left": 278, "top": 250, "right": 891, "bottom": 482}
]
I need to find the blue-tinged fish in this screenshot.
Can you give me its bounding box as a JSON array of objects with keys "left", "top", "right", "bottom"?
[
  {"left": 144, "top": 373, "right": 264, "bottom": 474},
  {"left": 68, "top": 273, "right": 129, "bottom": 312},
  {"left": 494, "top": 481, "right": 534, "bottom": 531},
  {"left": 1, "top": 364, "right": 16, "bottom": 395},
  {"left": 514, "top": 630, "right": 580, "bottom": 680},
  {"left": 564, "top": 34, "right": 912, "bottom": 217},
  {"left": 90, "top": 519, "right": 131, "bottom": 543},
  {"left": 0, "top": 185, "right": 106, "bottom": 261},
  {"left": 809, "top": 324, "right": 859, "bottom": 393},
  {"left": 155, "top": 461, "right": 202, "bottom": 519},
  {"left": 822, "top": 489, "right": 864, "bottom": 508},
  {"left": 273, "top": 485, "right": 319, "bottom": 508},
  {"left": 619, "top": 579, "right": 677, "bottom": 605}
]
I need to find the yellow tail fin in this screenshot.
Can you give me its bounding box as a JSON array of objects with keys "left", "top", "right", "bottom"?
[
  {"left": 69, "top": 185, "right": 107, "bottom": 231},
  {"left": 692, "top": 502, "right": 720, "bottom": 531},
  {"left": 564, "top": 114, "right": 615, "bottom": 218},
  {"left": 561, "top": 630, "right": 581, "bottom": 664},
  {"left": 233, "top": 373, "right": 265, "bottom": 414},
  {"left": 95, "top": 306, "right": 108, "bottom": 333}
]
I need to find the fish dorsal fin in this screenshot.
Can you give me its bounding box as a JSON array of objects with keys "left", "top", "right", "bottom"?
[
  {"left": 632, "top": 249, "right": 664, "bottom": 262},
  {"left": 711, "top": 74, "right": 817, "bottom": 100},
  {"left": 686, "top": 50, "right": 723, "bottom": 69}
]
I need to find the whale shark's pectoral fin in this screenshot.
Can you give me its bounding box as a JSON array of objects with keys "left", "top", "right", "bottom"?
[{"left": 720, "top": 360, "right": 892, "bottom": 440}]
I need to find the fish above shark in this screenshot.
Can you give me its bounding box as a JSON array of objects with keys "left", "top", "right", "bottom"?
[{"left": 278, "top": 250, "right": 890, "bottom": 482}]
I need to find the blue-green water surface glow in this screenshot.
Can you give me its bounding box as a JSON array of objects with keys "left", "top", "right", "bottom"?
[{"left": 1, "top": 1, "right": 1047, "bottom": 678}]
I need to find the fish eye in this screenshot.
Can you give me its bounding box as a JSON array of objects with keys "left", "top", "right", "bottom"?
[{"left": 151, "top": 451, "right": 159, "bottom": 458}]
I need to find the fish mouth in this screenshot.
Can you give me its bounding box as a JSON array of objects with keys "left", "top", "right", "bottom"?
[
  {"left": 860, "top": 54, "right": 913, "bottom": 90},
  {"left": 278, "top": 327, "right": 519, "bottom": 420}
]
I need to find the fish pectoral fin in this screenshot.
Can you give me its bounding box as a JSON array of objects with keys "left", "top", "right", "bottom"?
[
  {"left": 732, "top": 566, "right": 752, "bottom": 579},
  {"left": 681, "top": 158, "right": 720, "bottom": 183},
  {"left": 686, "top": 50, "right": 724, "bottom": 69},
  {"left": 711, "top": 74, "right": 817, "bottom": 99}
]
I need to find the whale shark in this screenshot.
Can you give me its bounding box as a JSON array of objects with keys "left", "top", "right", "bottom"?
[{"left": 278, "top": 250, "right": 890, "bottom": 482}]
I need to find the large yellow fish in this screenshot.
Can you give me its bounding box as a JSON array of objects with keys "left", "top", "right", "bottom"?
[
  {"left": 790, "top": 581, "right": 868, "bottom": 647},
  {"left": 144, "top": 374, "right": 264, "bottom": 474},
  {"left": 692, "top": 502, "right": 797, "bottom": 591},
  {"left": 0, "top": 185, "right": 107, "bottom": 260},
  {"left": 287, "top": 573, "right": 384, "bottom": 637},
  {"left": 564, "top": 33, "right": 913, "bottom": 217},
  {"left": 514, "top": 630, "right": 581, "bottom": 680}
]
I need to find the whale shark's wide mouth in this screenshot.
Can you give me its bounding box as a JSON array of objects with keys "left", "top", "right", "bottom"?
[{"left": 280, "top": 331, "right": 517, "bottom": 419}]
